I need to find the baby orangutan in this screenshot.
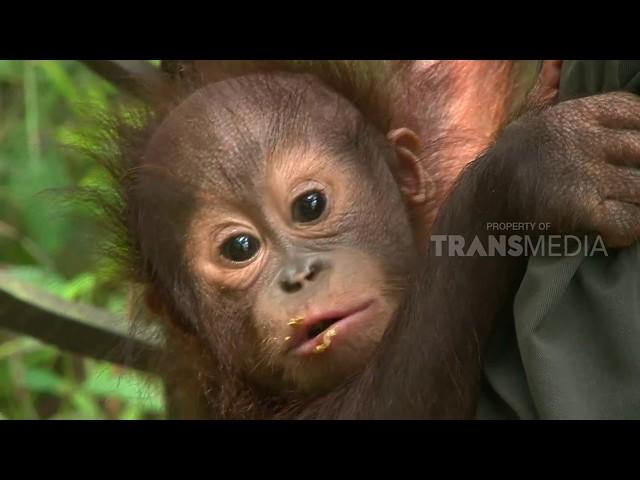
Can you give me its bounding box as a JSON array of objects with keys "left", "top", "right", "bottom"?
[
  {"left": 102, "top": 69, "right": 640, "bottom": 419},
  {"left": 124, "top": 72, "right": 428, "bottom": 413}
]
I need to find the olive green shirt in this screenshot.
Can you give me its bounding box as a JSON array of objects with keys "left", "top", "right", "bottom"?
[{"left": 477, "top": 61, "right": 640, "bottom": 419}]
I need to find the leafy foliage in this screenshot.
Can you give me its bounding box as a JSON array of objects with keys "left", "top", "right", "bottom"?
[{"left": 0, "top": 60, "right": 165, "bottom": 419}]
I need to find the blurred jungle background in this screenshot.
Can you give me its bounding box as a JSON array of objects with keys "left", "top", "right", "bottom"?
[{"left": 0, "top": 60, "right": 165, "bottom": 419}]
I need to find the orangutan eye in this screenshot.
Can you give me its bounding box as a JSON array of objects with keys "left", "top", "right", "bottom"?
[
  {"left": 220, "top": 234, "right": 261, "bottom": 263},
  {"left": 292, "top": 190, "right": 327, "bottom": 223}
]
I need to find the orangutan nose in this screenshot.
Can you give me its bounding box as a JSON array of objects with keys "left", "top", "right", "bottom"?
[{"left": 278, "top": 255, "right": 329, "bottom": 293}]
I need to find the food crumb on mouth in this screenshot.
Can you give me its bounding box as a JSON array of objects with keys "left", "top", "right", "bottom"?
[
  {"left": 288, "top": 316, "right": 304, "bottom": 327},
  {"left": 314, "top": 328, "right": 337, "bottom": 354},
  {"left": 307, "top": 318, "right": 339, "bottom": 340}
]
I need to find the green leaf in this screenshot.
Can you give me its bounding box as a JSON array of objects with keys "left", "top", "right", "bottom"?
[
  {"left": 0, "top": 361, "right": 12, "bottom": 397},
  {"left": 77, "top": 166, "right": 113, "bottom": 190},
  {"left": 0, "top": 337, "right": 45, "bottom": 360},
  {"left": 69, "top": 390, "right": 103, "bottom": 419},
  {"left": 83, "top": 366, "right": 164, "bottom": 413},
  {"left": 1, "top": 265, "right": 68, "bottom": 297},
  {"left": 62, "top": 272, "right": 97, "bottom": 301},
  {"left": 0, "top": 60, "right": 21, "bottom": 81},
  {"left": 23, "top": 368, "right": 67, "bottom": 395},
  {"left": 120, "top": 403, "right": 144, "bottom": 420},
  {"left": 37, "top": 61, "right": 80, "bottom": 104}
]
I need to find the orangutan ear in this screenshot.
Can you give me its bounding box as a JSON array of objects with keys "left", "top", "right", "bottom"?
[{"left": 387, "top": 127, "right": 429, "bottom": 206}]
